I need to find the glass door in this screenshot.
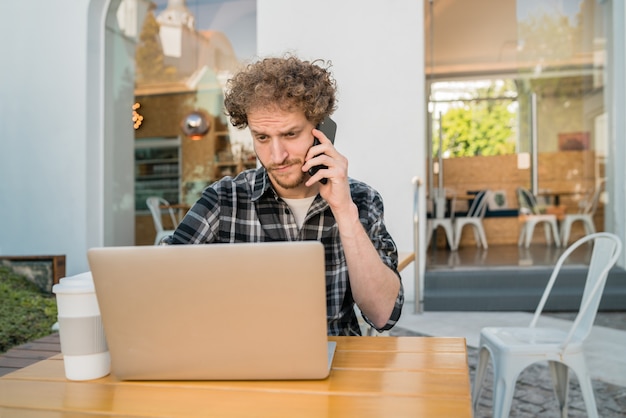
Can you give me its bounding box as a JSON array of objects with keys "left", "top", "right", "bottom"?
[
  {"left": 425, "top": 0, "right": 608, "bottom": 258},
  {"left": 515, "top": 0, "right": 607, "bottom": 244}
]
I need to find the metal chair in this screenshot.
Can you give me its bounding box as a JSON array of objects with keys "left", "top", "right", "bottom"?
[
  {"left": 146, "top": 197, "right": 178, "bottom": 245},
  {"left": 453, "top": 189, "right": 490, "bottom": 250},
  {"left": 426, "top": 188, "right": 457, "bottom": 251},
  {"left": 472, "top": 232, "right": 622, "bottom": 418},
  {"left": 516, "top": 187, "right": 561, "bottom": 248},
  {"left": 560, "top": 180, "right": 605, "bottom": 246}
]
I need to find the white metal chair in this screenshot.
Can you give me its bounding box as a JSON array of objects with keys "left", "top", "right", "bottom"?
[
  {"left": 560, "top": 180, "right": 604, "bottom": 246},
  {"left": 146, "top": 197, "right": 178, "bottom": 245},
  {"left": 426, "top": 188, "right": 457, "bottom": 251},
  {"left": 453, "top": 189, "right": 490, "bottom": 250},
  {"left": 516, "top": 187, "right": 561, "bottom": 248},
  {"left": 472, "top": 232, "right": 622, "bottom": 418}
]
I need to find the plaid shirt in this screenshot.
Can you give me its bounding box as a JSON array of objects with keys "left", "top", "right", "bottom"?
[{"left": 167, "top": 168, "right": 404, "bottom": 336}]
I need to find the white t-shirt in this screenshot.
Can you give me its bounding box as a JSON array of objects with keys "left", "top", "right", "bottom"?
[{"left": 282, "top": 196, "right": 316, "bottom": 229}]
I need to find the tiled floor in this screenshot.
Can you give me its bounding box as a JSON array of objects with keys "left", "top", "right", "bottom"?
[{"left": 426, "top": 242, "right": 591, "bottom": 270}]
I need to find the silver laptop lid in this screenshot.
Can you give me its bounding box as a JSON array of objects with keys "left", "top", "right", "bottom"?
[{"left": 88, "top": 241, "right": 331, "bottom": 380}]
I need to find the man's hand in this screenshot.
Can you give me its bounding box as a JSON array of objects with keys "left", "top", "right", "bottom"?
[{"left": 303, "top": 128, "right": 352, "bottom": 212}]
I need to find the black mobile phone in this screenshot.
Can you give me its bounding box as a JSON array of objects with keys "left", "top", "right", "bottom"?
[{"left": 308, "top": 116, "right": 337, "bottom": 184}]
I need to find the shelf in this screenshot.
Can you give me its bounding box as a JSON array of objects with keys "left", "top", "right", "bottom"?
[
  {"left": 136, "top": 174, "right": 179, "bottom": 180},
  {"left": 136, "top": 158, "right": 178, "bottom": 164},
  {"left": 135, "top": 138, "right": 181, "bottom": 211}
]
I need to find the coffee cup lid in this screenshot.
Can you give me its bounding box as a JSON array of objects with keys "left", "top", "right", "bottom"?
[{"left": 53, "top": 271, "right": 95, "bottom": 294}]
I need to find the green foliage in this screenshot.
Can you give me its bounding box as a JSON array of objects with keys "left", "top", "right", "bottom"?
[
  {"left": 0, "top": 267, "right": 58, "bottom": 353},
  {"left": 434, "top": 81, "right": 517, "bottom": 158}
]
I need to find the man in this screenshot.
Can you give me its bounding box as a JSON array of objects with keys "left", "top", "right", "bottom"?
[{"left": 168, "top": 55, "right": 403, "bottom": 336}]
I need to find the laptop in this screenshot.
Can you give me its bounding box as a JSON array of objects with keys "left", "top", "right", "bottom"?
[{"left": 87, "top": 241, "right": 336, "bottom": 381}]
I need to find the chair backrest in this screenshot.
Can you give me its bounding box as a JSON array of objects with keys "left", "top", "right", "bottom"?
[
  {"left": 146, "top": 197, "right": 178, "bottom": 234},
  {"left": 529, "top": 232, "right": 622, "bottom": 351},
  {"left": 580, "top": 179, "right": 605, "bottom": 216},
  {"left": 467, "top": 190, "right": 490, "bottom": 218},
  {"left": 430, "top": 187, "right": 456, "bottom": 220},
  {"left": 516, "top": 187, "right": 540, "bottom": 215}
]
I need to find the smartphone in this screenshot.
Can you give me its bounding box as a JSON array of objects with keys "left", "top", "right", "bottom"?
[{"left": 308, "top": 116, "right": 337, "bottom": 184}]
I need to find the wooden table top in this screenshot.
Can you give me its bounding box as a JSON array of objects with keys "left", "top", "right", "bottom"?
[{"left": 0, "top": 336, "right": 472, "bottom": 417}]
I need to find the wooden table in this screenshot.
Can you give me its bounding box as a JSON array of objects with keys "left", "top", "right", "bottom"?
[
  {"left": 0, "top": 336, "right": 472, "bottom": 417},
  {"left": 537, "top": 189, "right": 585, "bottom": 206}
]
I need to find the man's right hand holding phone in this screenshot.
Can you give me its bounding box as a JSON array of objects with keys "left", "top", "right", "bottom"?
[
  {"left": 304, "top": 126, "right": 352, "bottom": 212},
  {"left": 307, "top": 116, "right": 337, "bottom": 184}
]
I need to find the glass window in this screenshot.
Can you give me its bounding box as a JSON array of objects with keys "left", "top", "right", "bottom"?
[
  {"left": 425, "top": 0, "right": 608, "bottom": 254},
  {"left": 107, "top": 0, "right": 257, "bottom": 244}
]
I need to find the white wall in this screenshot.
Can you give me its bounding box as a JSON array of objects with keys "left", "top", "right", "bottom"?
[
  {"left": 257, "top": 0, "right": 427, "bottom": 302},
  {"left": 0, "top": 1, "right": 95, "bottom": 275}
]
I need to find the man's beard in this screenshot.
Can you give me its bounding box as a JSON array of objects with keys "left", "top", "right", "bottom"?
[{"left": 265, "top": 159, "right": 307, "bottom": 189}]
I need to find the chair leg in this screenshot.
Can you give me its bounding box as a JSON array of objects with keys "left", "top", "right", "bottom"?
[
  {"left": 560, "top": 218, "right": 573, "bottom": 246},
  {"left": 578, "top": 374, "right": 599, "bottom": 418},
  {"left": 518, "top": 223, "right": 526, "bottom": 246},
  {"left": 453, "top": 223, "right": 463, "bottom": 250},
  {"left": 524, "top": 222, "right": 535, "bottom": 248},
  {"left": 548, "top": 361, "right": 569, "bottom": 418},
  {"left": 426, "top": 221, "right": 434, "bottom": 249},
  {"left": 476, "top": 225, "right": 488, "bottom": 249},
  {"left": 489, "top": 350, "right": 531, "bottom": 418},
  {"left": 543, "top": 222, "right": 552, "bottom": 245},
  {"left": 568, "top": 356, "right": 599, "bottom": 418},
  {"left": 471, "top": 226, "right": 480, "bottom": 247},
  {"left": 550, "top": 220, "right": 561, "bottom": 247},
  {"left": 444, "top": 224, "right": 457, "bottom": 251},
  {"left": 583, "top": 218, "right": 596, "bottom": 236},
  {"left": 472, "top": 347, "right": 490, "bottom": 412},
  {"left": 492, "top": 370, "right": 516, "bottom": 418}
]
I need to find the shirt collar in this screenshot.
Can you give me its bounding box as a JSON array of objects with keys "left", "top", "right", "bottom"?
[
  {"left": 251, "top": 167, "right": 275, "bottom": 202},
  {"left": 250, "top": 167, "right": 328, "bottom": 213}
]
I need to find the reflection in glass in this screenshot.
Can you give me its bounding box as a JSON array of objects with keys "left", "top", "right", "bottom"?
[{"left": 425, "top": 0, "right": 608, "bottom": 258}]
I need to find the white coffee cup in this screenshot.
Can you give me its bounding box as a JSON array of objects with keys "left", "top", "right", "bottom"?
[{"left": 52, "top": 272, "right": 110, "bottom": 380}]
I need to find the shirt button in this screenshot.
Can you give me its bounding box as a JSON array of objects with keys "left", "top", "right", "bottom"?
[{"left": 284, "top": 208, "right": 290, "bottom": 214}]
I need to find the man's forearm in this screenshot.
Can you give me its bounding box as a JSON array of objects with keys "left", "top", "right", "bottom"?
[{"left": 334, "top": 203, "right": 401, "bottom": 329}]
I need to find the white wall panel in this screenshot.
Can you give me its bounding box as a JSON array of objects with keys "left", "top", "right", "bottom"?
[{"left": 257, "top": 0, "right": 427, "bottom": 302}]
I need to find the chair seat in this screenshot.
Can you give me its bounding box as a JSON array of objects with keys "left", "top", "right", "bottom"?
[
  {"left": 518, "top": 214, "right": 561, "bottom": 248},
  {"left": 452, "top": 189, "right": 490, "bottom": 250},
  {"left": 560, "top": 213, "right": 596, "bottom": 246},
  {"left": 517, "top": 187, "right": 562, "bottom": 247},
  {"left": 453, "top": 217, "right": 488, "bottom": 249},
  {"left": 521, "top": 213, "right": 555, "bottom": 221},
  {"left": 482, "top": 327, "right": 583, "bottom": 352},
  {"left": 427, "top": 218, "right": 457, "bottom": 251},
  {"left": 560, "top": 180, "right": 605, "bottom": 246}
]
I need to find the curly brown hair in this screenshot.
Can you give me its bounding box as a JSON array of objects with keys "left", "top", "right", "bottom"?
[{"left": 224, "top": 55, "right": 337, "bottom": 128}]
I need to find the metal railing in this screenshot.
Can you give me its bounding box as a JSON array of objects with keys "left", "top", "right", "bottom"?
[{"left": 412, "top": 176, "right": 423, "bottom": 313}]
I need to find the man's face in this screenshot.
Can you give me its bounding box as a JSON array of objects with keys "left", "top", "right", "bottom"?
[{"left": 248, "top": 107, "right": 317, "bottom": 198}]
